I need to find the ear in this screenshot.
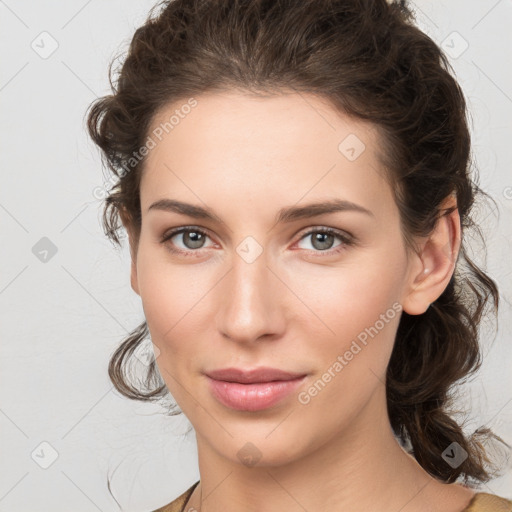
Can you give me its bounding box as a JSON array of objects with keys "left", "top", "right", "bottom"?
[
  {"left": 129, "top": 251, "right": 140, "bottom": 297},
  {"left": 401, "top": 194, "right": 461, "bottom": 315},
  {"left": 119, "top": 207, "right": 140, "bottom": 297}
]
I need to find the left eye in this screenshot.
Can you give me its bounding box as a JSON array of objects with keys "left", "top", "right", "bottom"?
[{"left": 297, "top": 228, "right": 349, "bottom": 251}]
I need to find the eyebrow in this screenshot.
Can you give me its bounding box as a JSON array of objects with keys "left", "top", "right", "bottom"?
[{"left": 147, "top": 198, "right": 374, "bottom": 223}]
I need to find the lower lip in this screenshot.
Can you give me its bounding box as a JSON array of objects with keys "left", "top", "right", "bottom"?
[{"left": 206, "top": 375, "right": 307, "bottom": 411}]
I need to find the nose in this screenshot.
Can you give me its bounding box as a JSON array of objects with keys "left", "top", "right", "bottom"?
[{"left": 215, "top": 244, "right": 286, "bottom": 345}]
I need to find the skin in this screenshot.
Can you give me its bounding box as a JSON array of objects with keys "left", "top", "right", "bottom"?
[{"left": 123, "top": 90, "right": 476, "bottom": 511}]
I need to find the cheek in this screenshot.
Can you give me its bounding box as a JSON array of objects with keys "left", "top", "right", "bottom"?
[
  {"left": 135, "top": 244, "right": 217, "bottom": 371},
  {"left": 283, "top": 248, "right": 405, "bottom": 341},
  {"left": 289, "top": 269, "right": 403, "bottom": 434},
  {"left": 136, "top": 238, "right": 207, "bottom": 314},
  {"left": 281, "top": 254, "right": 406, "bottom": 406}
]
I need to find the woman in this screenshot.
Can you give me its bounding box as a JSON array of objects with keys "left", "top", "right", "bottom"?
[{"left": 86, "top": 0, "right": 512, "bottom": 510}]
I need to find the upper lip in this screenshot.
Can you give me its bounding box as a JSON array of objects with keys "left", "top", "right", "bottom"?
[{"left": 205, "top": 367, "right": 307, "bottom": 384}]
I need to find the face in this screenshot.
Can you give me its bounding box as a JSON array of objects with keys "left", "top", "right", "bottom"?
[{"left": 129, "top": 90, "right": 421, "bottom": 468}]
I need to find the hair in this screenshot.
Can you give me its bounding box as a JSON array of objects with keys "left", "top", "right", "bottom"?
[{"left": 86, "top": 0, "right": 510, "bottom": 487}]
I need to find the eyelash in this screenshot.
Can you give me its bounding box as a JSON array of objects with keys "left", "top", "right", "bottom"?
[{"left": 160, "top": 225, "right": 354, "bottom": 258}]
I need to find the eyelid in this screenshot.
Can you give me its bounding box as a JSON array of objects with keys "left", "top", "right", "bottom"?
[
  {"left": 295, "top": 225, "right": 353, "bottom": 242},
  {"left": 162, "top": 226, "right": 210, "bottom": 237}
]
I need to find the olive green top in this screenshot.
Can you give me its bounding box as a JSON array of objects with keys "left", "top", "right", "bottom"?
[{"left": 152, "top": 480, "right": 512, "bottom": 512}]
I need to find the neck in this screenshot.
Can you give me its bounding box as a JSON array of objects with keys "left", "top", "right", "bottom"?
[{"left": 187, "top": 385, "right": 451, "bottom": 512}]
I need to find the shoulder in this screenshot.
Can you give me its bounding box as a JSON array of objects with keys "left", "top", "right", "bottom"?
[
  {"left": 150, "top": 485, "right": 512, "bottom": 512},
  {"left": 152, "top": 481, "right": 200, "bottom": 512},
  {"left": 461, "top": 492, "right": 512, "bottom": 512}
]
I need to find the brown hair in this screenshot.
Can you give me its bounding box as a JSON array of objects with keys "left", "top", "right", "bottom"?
[{"left": 86, "top": 0, "right": 510, "bottom": 486}]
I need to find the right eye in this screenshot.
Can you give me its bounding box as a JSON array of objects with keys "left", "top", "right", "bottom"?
[{"left": 160, "top": 226, "right": 215, "bottom": 256}]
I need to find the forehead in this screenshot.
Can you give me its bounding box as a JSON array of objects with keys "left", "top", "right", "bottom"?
[{"left": 140, "top": 90, "right": 396, "bottom": 222}]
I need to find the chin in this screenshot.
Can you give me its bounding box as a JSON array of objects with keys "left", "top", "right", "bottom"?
[{"left": 198, "top": 424, "right": 315, "bottom": 469}]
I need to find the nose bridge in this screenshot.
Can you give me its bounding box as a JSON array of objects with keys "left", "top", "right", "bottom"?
[{"left": 216, "top": 238, "right": 282, "bottom": 342}]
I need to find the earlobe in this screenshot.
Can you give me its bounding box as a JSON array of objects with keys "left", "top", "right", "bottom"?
[{"left": 401, "top": 195, "right": 461, "bottom": 316}]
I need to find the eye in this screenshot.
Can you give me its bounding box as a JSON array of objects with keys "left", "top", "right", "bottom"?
[
  {"left": 295, "top": 227, "right": 354, "bottom": 254},
  {"left": 160, "top": 226, "right": 214, "bottom": 256}
]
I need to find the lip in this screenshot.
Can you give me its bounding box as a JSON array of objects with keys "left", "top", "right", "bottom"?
[
  {"left": 205, "top": 367, "right": 307, "bottom": 383},
  {"left": 204, "top": 367, "right": 308, "bottom": 411}
]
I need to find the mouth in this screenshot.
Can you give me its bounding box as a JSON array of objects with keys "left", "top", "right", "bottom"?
[
  {"left": 204, "top": 367, "right": 308, "bottom": 411},
  {"left": 205, "top": 366, "right": 307, "bottom": 384}
]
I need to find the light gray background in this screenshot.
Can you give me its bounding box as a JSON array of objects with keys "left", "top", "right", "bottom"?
[{"left": 1, "top": 1, "right": 511, "bottom": 510}]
